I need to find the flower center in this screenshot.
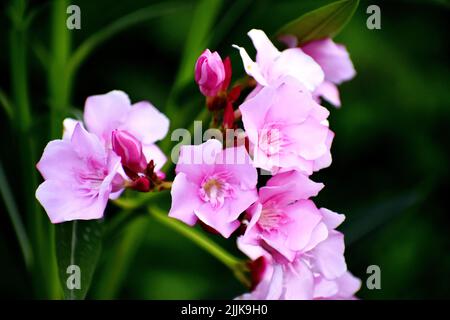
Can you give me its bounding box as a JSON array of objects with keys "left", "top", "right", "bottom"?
[
  {"left": 258, "top": 203, "right": 289, "bottom": 232},
  {"left": 199, "top": 173, "right": 234, "bottom": 209},
  {"left": 76, "top": 157, "right": 108, "bottom": 197},
  {"left": 258, "top": 123, "right": 286, "bottom": 156}
]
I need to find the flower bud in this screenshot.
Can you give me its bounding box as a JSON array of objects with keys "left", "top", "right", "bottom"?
[
  {"left": 195, "top": 49, "right": 226, "bottom": 97},
  {"left": 111, "top": 129, "right": 147, "bottom": 174}
]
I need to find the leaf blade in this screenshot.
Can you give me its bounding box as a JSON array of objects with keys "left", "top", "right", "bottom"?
[
  {"left": 55, "top": 220, "right": 103, "bottom": 300},
  {"left": 276, "top": 0, "right": 359, "bottom": 45}
]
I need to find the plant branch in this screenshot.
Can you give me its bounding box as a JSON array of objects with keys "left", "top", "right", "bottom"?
[{"left": 149, "top": 206, "right": 250, "bottom": 287}]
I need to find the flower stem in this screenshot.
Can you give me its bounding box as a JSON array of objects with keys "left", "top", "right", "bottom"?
[{"left": 149, "top": 206, "right": 250, "bottom": 287}]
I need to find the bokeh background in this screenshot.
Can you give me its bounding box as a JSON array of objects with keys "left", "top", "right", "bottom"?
[{"left": 0, "top": 0, "right": 449, "bottom": 299}]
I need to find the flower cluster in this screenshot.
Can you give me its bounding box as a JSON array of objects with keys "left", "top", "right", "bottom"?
[
  {"left": 169, "top": 29, "right": 359, "bottom": 299},
  {"left": 34, "top": 25, "right": 359, "bottom": 300},
  {"left": 36, "top": 90, "right": 169, "bottom": 223}
]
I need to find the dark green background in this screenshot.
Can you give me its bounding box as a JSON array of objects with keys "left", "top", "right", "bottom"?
[{"left": 0, "top": 0, "right": 449, "bottom": 299}]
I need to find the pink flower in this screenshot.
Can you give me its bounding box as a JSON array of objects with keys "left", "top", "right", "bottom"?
[
  {"left": 169, "top": 139, "right": 258, "bottom": 238},
  {"left": 233, "top": 29, "right": 324, "bottom": 92},
  {"left": 195, "top": 49, "right": 229, "bottom": 97},
  {"left": 36, "top": 123, "right": 122, "bottom": 223},
  {"left": 239, "top": 76, "right": 333, "bottom": 174},
  {"left": 238, "top": 171, "right": 326, "bottom": 262},
  {"left": 64, "top": 90, "right": 169, "bottom": 174},
  {"left": 238, "top": 207, "right": 360, "bottom": 300},
  {"left": 238, "top": 257, "right": 360, "bottom": 300},
  {"left": 301, "top": 38, "right": 356, "bottom": 107}
]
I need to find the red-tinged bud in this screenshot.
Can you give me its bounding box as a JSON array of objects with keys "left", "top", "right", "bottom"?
[
  {"left": 112, "top": 129, "right": 147, "bottom": 174},
  {"left": 129, "top": 176, "right": 151, "bottom": 192}
]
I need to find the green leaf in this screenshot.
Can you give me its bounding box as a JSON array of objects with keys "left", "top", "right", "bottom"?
[
  {"left": 276, "top": 0, "right": 359, "bottom": 45},
  {"left": 171, "top": 0, "right": 223, "bottom": 94},
  {"left": 55, "top": 220, "right": 103, "bottom": 300}
]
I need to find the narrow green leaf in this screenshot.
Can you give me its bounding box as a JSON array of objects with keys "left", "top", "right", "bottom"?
[
  {"left": 55, "top": 220, "right": 103, "bottom": 300},
  {"left": 0, "top": 162, "right": 33, "bottom": 269},
  {"left": 92, "top": 215, "right": 150, "bottom": 299},
  {"left": 171, "top": 0, "right": 223, "bottom": 94},
  {"left": 276, "top": 0, "right": 359, "bottom": 45}
]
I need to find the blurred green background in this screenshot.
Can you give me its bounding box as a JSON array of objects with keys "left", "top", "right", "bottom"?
[{"left": 0, "top": 0, "right": 449, "bottom": 299}]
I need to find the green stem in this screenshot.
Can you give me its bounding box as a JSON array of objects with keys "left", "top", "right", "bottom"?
[
  {"left": 49, "top": 0, "right": 71, "bottom": 139},
  {"left": 149, "top": 206, "right": 250, "bottom": 287},
  {"left": 8, "top": 0, "right": 60, "bottom": 298}
]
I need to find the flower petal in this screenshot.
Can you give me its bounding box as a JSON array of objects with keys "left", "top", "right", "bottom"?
[{"left": 84, "top": 90, "right": 131, "bottom": 143}]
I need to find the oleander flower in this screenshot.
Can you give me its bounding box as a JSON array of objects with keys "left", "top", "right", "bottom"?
[
  {"left": 238, "top": 207, "right": 360, "bottom": 300},
  {"left": 239, "top": 76, "right": 333, "bottom": 174},
  {"left": 233, "top": 29, "right": 324, "bottom": 92},
  {"left": 63, "top": 90, "right": 169, "bottom": 174},
  {"left": 238, "top": 171, "right": 326, "bottom": 262},
  {"left": 169, "top": 139, "right": 258, "bottom": 238},
  {"left": 238, "top": 257, "right": 360, "bottom": 300},
  {"left": 195, "top": 49, "right": 231, "bottom": 97},
  {"left": 36, "top": 123, "right": 122, "bottom": 223}
]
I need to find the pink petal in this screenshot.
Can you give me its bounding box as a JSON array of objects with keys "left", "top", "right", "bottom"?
[
  {"left": 194, "top": 202, "right": 241, "bottom": 238},
  {"left": 312, "top": 231, "right": 347, "bottom": 280},
  {"left": 36, "top": 180, "right": 106, "bottom": 223},
  {"left": 62, "top": 118, "right": 81, "bottom": 140},
  {"left": 320, "top": 207, "right": 346, "bottom": 229},
  {"left": 302, "top": 38, "right": 356, "bottom": 85},
  {"left": 142, "top": 144, "right": 167, "bottom": 172},
  {"left": 271, "top": 48, "right": 324, "bottom": 91},
  {"left": 175, "top": 139, "right": 223, "bottom": 184},
  {"left": 247, "top": 29, "right": 280, "bottom": 70},
  {"left": 84, "top": 90, "right": 131, "bottom": 143},
  {"left": 314, "top": 81, "right": 341, "bottom": 107},
  {"left": 215, "top": 145, "right": 258, "bottom": 190},
  {"left": 335, "top": 271, "right": 361, "bottom": 298},
  {"left": 122, "top": 101, "right": 169, "bottom": 144},
  {"left": 168, "top": 172, "right": 201, "bottom": 226},
  {"left": 283, "top": 259, "right": 315, "bottom": 300},
  {"left": 265, "top": 171, "right": 324, "bottom": 200}
]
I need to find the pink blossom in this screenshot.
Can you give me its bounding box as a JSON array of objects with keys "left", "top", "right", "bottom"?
[
  {"left": 238, "top": 257, "right": 360, "bottom": 300},
  {"left": 169, "top": 139, "right": 258, "bottom": 238},
  {"left": 238, "top": 207, "right": 360, "bottom": 300},
  {"left": 36, "top": 124, "right": 122, "bottom": 223},
  {"left": 233, "top": 29, "right": 324, "bottom": 92},
  {"left": 63, "top": 90, "right": 169, "bottom": 174},
  {"left": 301, "top": 38, "right": 356, "bottom": 107},
  {"left": 239, "top": 76, "right": 333, "bottom": 174},
  {"left": 195, "top": 49, "right": 227, "bottom": 97},
  {"left": 238, "top": 171, "right": 326, "bottom": 262}
]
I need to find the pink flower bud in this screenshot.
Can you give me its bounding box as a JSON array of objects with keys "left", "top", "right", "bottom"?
[
  {"left": 112, "top": 129, "right": 147, "bottom": 174},
  {"left": 195, "top": 49, "right": 226, "bottom": 97}
]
